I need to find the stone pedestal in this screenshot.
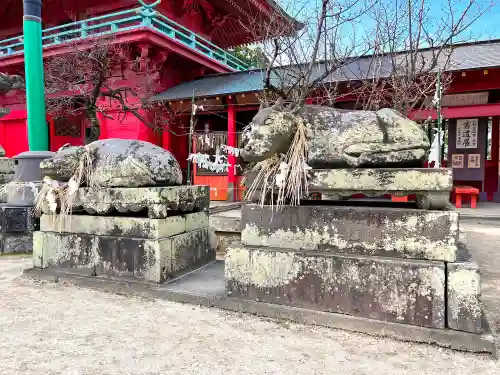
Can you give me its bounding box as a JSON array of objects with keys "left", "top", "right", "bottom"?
[
  {"left": 226, "top": 203, "right": 486, "bottom": 334},
  {"left": 39, "top": 185, "right": 210, "bottom": 218},
  {"left": 33, "top": 185, "right": 214, "bottom": 283},
  {"left": 241, "top": 204, "right": 458, "bottom": 261},
  {"left": 226, "top": 245, "right": 446, "bottom": 328},
  {"left": 0, "top": 156, "right": 42, "bottom": 254},
  {"left": 245, "top": 168, "right": 453, "bottom": 210}
]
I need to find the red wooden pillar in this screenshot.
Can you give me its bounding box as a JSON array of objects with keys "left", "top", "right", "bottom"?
[
  {"left": 163, "top": 126, "right": 171, "bottom": 152},
  {"left": 491, "top": 117, "right": 499, "bottom": 164},
  {"left": 492, "top": 117, "right": 500, "bottom": 201},
  {"left": 227, "top": 102, "right": 237, "bottom": 201}
]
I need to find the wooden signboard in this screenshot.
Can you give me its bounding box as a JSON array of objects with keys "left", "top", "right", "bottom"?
[
  {"left": 448, "top": 118, "right": 487, "bottom": 182},
  {"left": 468, "top": 154, "right": 481, "bottom": 169},
  {"left": 456, "top": 119, "right": 478, "bottom": 149},
  {"left": 451, "top": 154, "right": 464, "bottom": 168}
]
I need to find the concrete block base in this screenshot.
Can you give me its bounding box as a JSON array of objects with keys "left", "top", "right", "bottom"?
[
  {"left": 225, "top": 244, "right": 446, "bottom": 328},
  {"left": 241, "top": 204, "right": 459, "bottom": 261},
  {"left": 40, "top": 212, "right": 208, "bottom": 239},
  {"left": 34, "top": 211, "right": 213, "bottom": 283},
  {"left": 33, "top": 228, "right": 213, "bottom": 283},
  {"left": 33, "top": 185, "right": 213, "bottom": 283}
]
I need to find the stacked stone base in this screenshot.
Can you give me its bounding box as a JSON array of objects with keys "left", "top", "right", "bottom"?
[
  {"left": 33, "top": 185, "right": 214, "bottom": 283},
  {"left": 226, "top": 204, "right": 484, "bottom": 334}
]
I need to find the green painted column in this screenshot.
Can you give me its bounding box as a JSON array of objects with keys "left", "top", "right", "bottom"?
[{"left": 23, "top": 0, "right": 49, "bottom": 151}]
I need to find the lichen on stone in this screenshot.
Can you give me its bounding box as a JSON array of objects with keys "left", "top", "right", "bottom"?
[
  {"left": 310, "top": 168, "right": 452, "bottom": 192},
  {"left": 241, "top": 222, "right": 348, "bottom": 251},
  {"left": 448, "top": 267, "right": 482, "bottom": 320},
  {"left": 225, "top": 247, "right": 301, "bottom": 288},
  {"left": 225, "top": 246, "right": 446, "bottom": 326}
]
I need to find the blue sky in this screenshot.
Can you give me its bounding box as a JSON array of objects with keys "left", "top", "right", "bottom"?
[{"left": 276, "top": 0, "right": 500, "bottom": 43}]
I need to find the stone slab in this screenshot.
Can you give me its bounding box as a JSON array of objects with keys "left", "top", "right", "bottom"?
[
  {"left": 241, "top": 204, "right": 458, "bottom": 262},
  {"left": 245, "top": 168, "right": 452, "bottom": 209},
  {"left": 225, "top": 244, "right": 446, "bottom": 329},
  {"left": 1, "top": 233, "right": 33, "bottom": 253},
  {"left": 308, "top": 168, "right": 452, "bottom": 192},
  {"left": 40, "top": 185, "right": 210, "bottom": 218},
  {"left": 245, "top": 168, "right": 452, "bottom": 195},
  {"left": 447, "top": 246, "right": 483, "bottom": 334},
  {"left": 22, "top": 263, "right": 496, "bottom": 356},
  {"left": 33, "top": 228, "right": 213, "bottom": 283},
  {"left": 40, "top": 212, "right": 208, "bottom": 239},
  {"left": 0, "top": 204, "right": 38, "bottom": 233}
]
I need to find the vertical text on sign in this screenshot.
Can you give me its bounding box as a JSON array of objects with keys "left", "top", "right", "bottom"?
[
  {"left": 452, "top": 154, "right": 464, "bottom": 168},
  {"left": 456, "top": 119, "right": 478, "bottom": 149},
  {"left": 468, "top": 154, "right": 481, "bottom": 169}
]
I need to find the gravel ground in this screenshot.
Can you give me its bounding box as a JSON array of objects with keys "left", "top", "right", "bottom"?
[
  {"left": 0, "top": 220, "right": 498, "bottom": 375},
  {"left": 460, "top": 219, "right": 500, "bottom": 332}
]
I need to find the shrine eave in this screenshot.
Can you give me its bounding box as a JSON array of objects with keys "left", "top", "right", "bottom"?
[
  {"left": 214, "top": 0, "right": 303, "bottom": 48},
  {"left": 150, "top": 38, "right": 500, "bottom": 103},
  {"left": 264, "top": 0, "right": 304, "bottom": 29}
]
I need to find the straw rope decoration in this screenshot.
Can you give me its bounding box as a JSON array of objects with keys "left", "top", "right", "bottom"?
[
  {"left": 246, "top": 112, "right": 311, "bottom": 208},
  {"left": 35, "top": 146, "right": 97, "bottom": 231}
]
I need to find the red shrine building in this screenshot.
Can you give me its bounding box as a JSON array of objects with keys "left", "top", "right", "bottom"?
[
  {"left": 153, "top": 39, "right": 500, "bottom": 202},
  {"left": 0, "top": 0, "right": 296, "bottom": 170}
]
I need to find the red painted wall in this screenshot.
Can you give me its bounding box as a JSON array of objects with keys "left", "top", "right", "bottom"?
[
  {"left": 163, "top": 117, "right": 189, "bottom": 170},
  {"left": 0, "top": 110, "right": 28, "bottom": 157}
]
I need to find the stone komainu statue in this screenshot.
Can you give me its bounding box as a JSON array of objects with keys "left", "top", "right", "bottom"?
[
  {"left": 40, "top": 139, "right": 183, "bottom": 187},
  {"left": 240, "top": 100, "right": 430, "bottom": 168}
]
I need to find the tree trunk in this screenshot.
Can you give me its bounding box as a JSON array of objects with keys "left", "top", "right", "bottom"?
[{"left": 84, "top": 107, "right": 100, "bottom": 144}]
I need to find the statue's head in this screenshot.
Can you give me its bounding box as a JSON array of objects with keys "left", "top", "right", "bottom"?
[
  {"left": 240, "top": 99, "right": 297, "bottom": 162},
  {"left": 40, "top": 144, "right": 92, "bottom": 181}
]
